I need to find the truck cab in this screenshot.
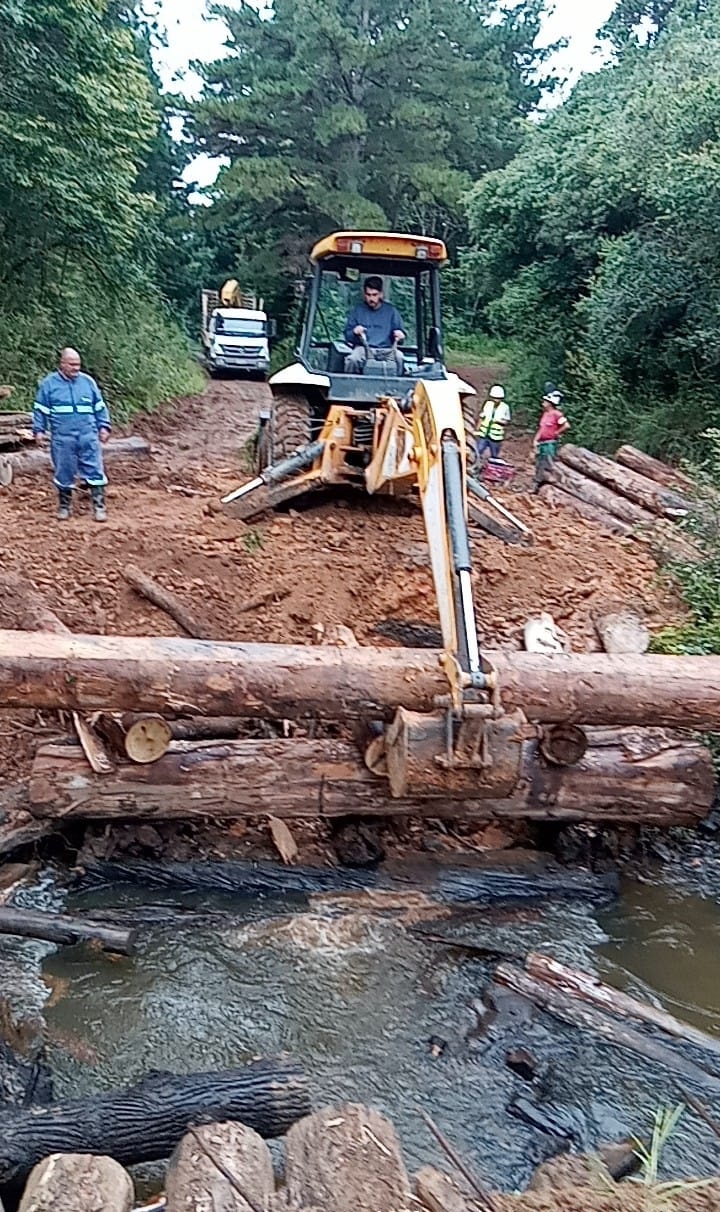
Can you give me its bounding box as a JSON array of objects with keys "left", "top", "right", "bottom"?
[{"left": 201, "top": 285, "right": 276, "bottom": 380}]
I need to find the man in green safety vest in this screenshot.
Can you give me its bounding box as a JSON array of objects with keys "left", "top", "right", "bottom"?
[{"left": 474, "top": 385, "right": 510, "bottom": 466}]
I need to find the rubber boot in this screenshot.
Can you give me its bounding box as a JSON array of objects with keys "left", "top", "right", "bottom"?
[
  {"left": 57, "top": 488, "right": 72, "bottom": 521},
  {"left": 91, "top": 485, "right": 107, "bottom": 523}
]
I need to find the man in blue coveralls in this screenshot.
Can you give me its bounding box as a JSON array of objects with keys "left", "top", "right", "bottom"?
[
  {"left": 343, "top": 277, "right": 406, "bottom": 375},
  {"left": 33, "top": 348, "right": 111, "bottom": 522}
]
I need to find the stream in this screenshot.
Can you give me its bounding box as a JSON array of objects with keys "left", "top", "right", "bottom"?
[{"left": 3, "top": 852, "right": 720, "bottom": 1193}]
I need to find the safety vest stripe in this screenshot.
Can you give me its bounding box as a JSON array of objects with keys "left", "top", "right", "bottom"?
[{"left": 34, "top": 402, "right": 50, "bottom": 414}]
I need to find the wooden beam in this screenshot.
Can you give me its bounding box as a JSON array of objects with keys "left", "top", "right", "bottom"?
[
  {"left": 28, "top": 729, "right": 714, "bottom": 824},
  {"left": 0, "top": 630, "right": 720, "bottom": 730}
]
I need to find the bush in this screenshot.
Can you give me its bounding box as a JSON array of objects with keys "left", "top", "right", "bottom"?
[{"left": 0, "top": 280, "right": 204, "bottom": 422}]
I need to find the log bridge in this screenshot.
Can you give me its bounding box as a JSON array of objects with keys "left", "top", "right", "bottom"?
[{"left": 0, "top": 627, "right": 716, "bottom": 827}]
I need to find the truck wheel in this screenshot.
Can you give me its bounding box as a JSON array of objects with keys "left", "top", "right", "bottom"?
[{"left": 272, "top": 391, "right": 312, "bottom": 461}]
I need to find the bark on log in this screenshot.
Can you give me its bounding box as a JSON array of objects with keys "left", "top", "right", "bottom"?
[
  {"left": 493, "top": 964, "right": 720, "bottom": 1094},
  {"left": 4, "top": 630, "right": 720, "bottom": 731},
  {"left": 18, "top": 1154, "right": 133, "bottom": 1212},
  {"left": 0, "top": 413, "right": 31, "bottom": 430},
  {"left": 540, "top": 461, "right": 656, "bottom": 526},
  {"left": 0, "top": 906, "right": 135, "bottom": 954},
  {"left": 166, "top": 1122, "right": 274, "bottom": 1212},
  {"left": 168, "top": 717, "right": 251, "bottom": 741},
  {"left": 72, "top": 853, "right": 619, "bottom": 908},
  {"left": 0, "top": 1059, "right": 309, "bottom": 1187},
  {"left": 615, "top": 445, "right": 694, "bottom": 491},
  {"left": 284, "top": 1104, "right": 412, "bottom": 1212},
  {"left": 9, "top": 436, "right": 150, "bottom": 478},
  {"left": 28, "top": 729, "right": 714, "bottom": 825},
  {"left": 0, "top": 573, "right": 71, "bottom": 635},
  {"left": 525, "top": 953, "right": 720, "bottom": 1066},
  {"left": 537, "top": 484, "right": 635, "bottom": 536},
  {"left": 124, "top": 565, "right": 211, "bottom": 640},
  {"left": 558, "top": 444, "right": 693, "bottom": 518}
]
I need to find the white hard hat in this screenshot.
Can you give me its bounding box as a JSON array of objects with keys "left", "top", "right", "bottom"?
[{"left": 489, "top": 385, "right": 505, "bottom": 400}]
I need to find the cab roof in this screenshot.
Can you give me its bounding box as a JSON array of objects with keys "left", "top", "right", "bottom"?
[{"left": 311, "top": 231, "right": 448, "bottom": 264}]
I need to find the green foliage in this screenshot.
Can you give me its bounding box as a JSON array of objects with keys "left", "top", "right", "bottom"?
[
  {"left": 461, "top": 0, "right": 720, "bottom": 455},
  {"left": 0, "top": 0, "right": 203, "bottom": 416},
  {"left": 189, "top": 0, "right": 552, "bottom": 301}
]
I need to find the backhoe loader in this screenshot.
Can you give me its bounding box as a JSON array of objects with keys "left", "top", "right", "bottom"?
[{"left": 221, "top": 231, "right": 532, "bottom": 800}]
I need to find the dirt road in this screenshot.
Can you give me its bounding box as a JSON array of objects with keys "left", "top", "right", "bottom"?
[{"left": 0, "top": 374, "right": 682, "bottom": 648}]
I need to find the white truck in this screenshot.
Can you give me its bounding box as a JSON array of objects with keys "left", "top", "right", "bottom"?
[{"left": 201, "top": 280, "right": 276, "bottom": 379}]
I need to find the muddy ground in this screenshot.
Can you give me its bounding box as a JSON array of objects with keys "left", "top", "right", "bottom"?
[{"left": 0, "top": 372, "right": 688, "bottom": 861}]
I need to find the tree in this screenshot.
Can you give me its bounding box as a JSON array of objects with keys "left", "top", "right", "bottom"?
[
  {"left": 188, "top": 0, "right": 550, "bottom": 294},
  {"left": 464, "top": 0, "right": 720, "bottom": 455}
]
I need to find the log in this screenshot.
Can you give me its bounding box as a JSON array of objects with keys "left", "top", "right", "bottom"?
[
  {"left": 558, "top": 444, "right": 693, "bottom": 518},
  {"left": 166, "top": 1122, "right": 274, "bottom": 1212},
  {"left": 0, "top": 906, "right": 135, "bottom": 954},
  {"left": 18, "top": 1154, "right": 133, "bottom": 1212},
  {"left": 72, "top": 853, "right": 619, "bottom": 908},
  {"left": 0, "top": 573, "right": 71, "bottom": 635},
  {"left": 124, "top": 565, "right": 211, "bottom": 640},
  {"left": 541, "top": 461, "right": 656, "bottom": 526},
  {"left": 169, "top": 716, "right": 253, "bottom": 741},
  {"left": 594, "top": 610, "right": 650, "bottom": 654},
  {"left": 0, "top": 412, "right": 30, "bottom": 430},
  {"left": 493, "top": 963, "right": 720, "bottom": 1094},
  {"left": 537, "top": 484, "right": 635, "bottom": 536},
  {"left": 28, "top": 728, "right": 714, "bottom": 825},
  {"left": 9, "top": 436, "right": 150, "bottom": 479},
  {"left": 615, "top": 444, "right": 694, "bottom": 491},
  {"left": 284, "top": 1104, "right": 412, "bottom": 1212},
  {"left": 0, "top": 1059, "right": 309, "bottom": 1187},
  {"left": 525, "top": 953, "right": 720, "bottom": 1067},
  {"left": 4, "top": 630, "right": 720, "bottom": 731}
]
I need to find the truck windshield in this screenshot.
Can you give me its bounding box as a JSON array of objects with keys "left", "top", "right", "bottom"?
[{"left": 215, "top": 319, "right": 266, "bottom": 336}]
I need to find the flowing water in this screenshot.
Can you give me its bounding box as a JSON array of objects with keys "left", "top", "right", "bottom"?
[{"left": 5, "top": 857, "right": 720, "bottom": 1193}]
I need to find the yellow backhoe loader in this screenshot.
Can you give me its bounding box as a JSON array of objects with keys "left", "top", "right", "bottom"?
[{"left": 221, "top": 231, "right": 532, "bottom": 799}]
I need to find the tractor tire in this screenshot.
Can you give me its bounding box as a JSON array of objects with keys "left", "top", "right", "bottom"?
[{"left": 272, "top": 391, "right": 312, "bottom": 462}]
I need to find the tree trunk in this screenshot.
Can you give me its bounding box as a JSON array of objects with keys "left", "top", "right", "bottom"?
[
  {"left": 537, "top": 484, "right": 635, "bottom": 536},
  {"left": 0, "top": 906, "right": 135, "bottom": 954},
  {"left": 524, "top": 953, "right": 720, "bottom": 1067},
  {"left": 3, "top": 630, "right": 720, "bottom": 730},
  {"left": 615, "top": 444, "right": 694, "bottom": 491},
  {"left": 10, "top": 436, "right": 150, "bottom": 478},
  {"left": 124, "top": 565, "right": 211, "bottom": 640},
  {"left": 166, "top": 1122, "right": 274, "bottom": 1212},
  {"left": 540, "top": 461, "right": 656, "bottom": 526},
  {"left": 27, "top": 729, "right": 713, "bottom": 825},
  {"left": 0, "top": 1060, "right": 309, "bottom": 1188},
  {"left": 284, "top": 1104, "right": 411, "bottom": 1212},
  {"left": 558, "top": 444, "right": 693, "bottom": 518},
  {"left": 0, "top": 573, "right": 70, "bottom": 635},
  {"left": 0, "top": 413, "right": 31, "bottom": 431},
  {"left": 72, "top": 853, "right": 619, "bottom": 908},
  {"left": 492, "top": 963, "right": 720, "bottom": 1095},
  {"left": 18, "top": 1154, "right": 133, "bottom": 1212}
]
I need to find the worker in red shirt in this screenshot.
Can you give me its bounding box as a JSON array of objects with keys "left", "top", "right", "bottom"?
[{"left": 533, "top": 388, "right": 569, "bottom": 489}]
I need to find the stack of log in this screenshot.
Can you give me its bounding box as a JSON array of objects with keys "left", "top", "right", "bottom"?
[{"left": 538, "top": 442, "right": 697, "bottom": 556}]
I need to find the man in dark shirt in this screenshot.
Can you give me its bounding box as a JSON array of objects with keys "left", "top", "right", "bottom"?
[{"left": 343, "top": 276, "right": 406, "bottom": 374}]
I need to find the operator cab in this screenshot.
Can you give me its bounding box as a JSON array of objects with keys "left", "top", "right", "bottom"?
[{"left": 297, "top": 232, "right": 448, "bottom": 402}]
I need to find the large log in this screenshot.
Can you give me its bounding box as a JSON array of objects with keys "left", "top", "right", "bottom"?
[
  {"left": 0, "top": 906, "right": 135, "bottom": 954},
  {"left": 28, "top": 729, "right": 714, "bottom": 825},
  {"left": 73, "top": 853, "right": 619, "bottom": 908},
  {"left": 166, "top": 1122, "right": 274, "bottom": 1212},
  {"left": 541, "top": 461, "right": 656, "bottom": 526},
  {"left": 537, "top": 484, "right": 635, "bottom": 536},
  {"left": 9, "top": 436, "right": 151, "bottom": 478},
  {"left": 493, "top": 963, "right": 720, "bottom": 1095},
  {"left": 3, "top": 630, "right": 720, "bottom": 730},
  {"left": 525, "top": 953, "right": 720, "bottom": 1068},
  {"left": 284, "top": 1104, "right": 412, "bottom": 1212},
  {"left": 615, "top": 444, "right": 694, "bottom": 491},
  {"left": 18, "top": 1154, "right": 133, "bottom": 1212},
  {"left": 0, "top": 1059, "right": 309, "bottom": 1188},
  {"left": 558, "top": 444, "right": 693, "bottom": 518}
]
